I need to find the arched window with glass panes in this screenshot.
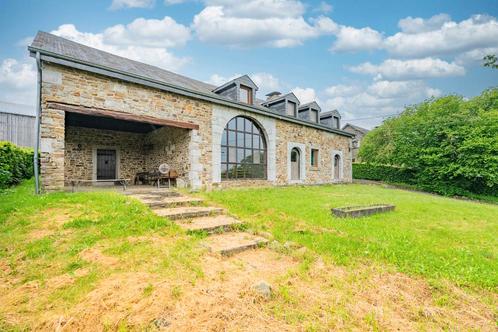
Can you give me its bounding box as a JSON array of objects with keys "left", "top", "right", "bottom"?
[{"left": 220, "top": 116, "right": 267, "bottom": 180}]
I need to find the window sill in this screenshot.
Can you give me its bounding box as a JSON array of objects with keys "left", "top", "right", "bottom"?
[{"left": 310, "top": 166, "right": 320, "bottom": 171}]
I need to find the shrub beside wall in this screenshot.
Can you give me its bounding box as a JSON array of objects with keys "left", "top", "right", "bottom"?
[
  {"left": 353, "top": 163, "right": 416, "bottom": 185},
  {"left": 0, "top": 141, "right": 34, "bottom": 189}
]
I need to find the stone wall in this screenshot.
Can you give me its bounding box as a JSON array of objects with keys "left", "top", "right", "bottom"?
[
  {"left": 275, "top": 121, "right": 352, "bottom": 185},
  {"left": 40, "top": 62, "right": 213, "bottom": 191},
  {"left": 40, "top": 62, "right": 352, "bottom": 191},
  {"left": 65, "top": 126, "right": 145, "bottom": 184},
  {"left": 144, "top": 126, "right": 190, "bottom": 181}
]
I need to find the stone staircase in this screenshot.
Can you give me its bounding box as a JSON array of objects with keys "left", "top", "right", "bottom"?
[{"left": 127, "top": 188, "right": 268, "bottom": 256}]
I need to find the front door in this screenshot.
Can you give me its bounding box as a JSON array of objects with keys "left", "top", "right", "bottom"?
[
  {"left": 97, "top": 149, "right": 116, "bottom": 180},
  {"left": 291, "top": 148, "right": 300, "bottom": 180}
]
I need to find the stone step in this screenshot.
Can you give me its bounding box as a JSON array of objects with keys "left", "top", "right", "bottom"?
[
  {"left": 203, "top": 232, "right": 269, "bottom": 256},
  {"left": 154, "top": 206, "right": 224, "bottom": 220},
  {"left": 130, "top": 192, "right": 182, "bottom": 201},
  {"left": 125, "top": 189, "right": 181, "bottom": 197},
  {"left": 145, "top": 196, "right": 204, "bottom": 208},
  {"left": 177, "top": 215, "right": 243, "bottom": 233}
]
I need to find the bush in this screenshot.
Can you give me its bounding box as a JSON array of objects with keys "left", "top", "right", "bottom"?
[
  {"left": 358, "top": 88, "right": 498, "bottom": 197},
  {"left": 0, "top": 141, "right": 34, "bottom": 189},
  {"left": 353, "top": 163, "right": 416, "bottom": 184}
]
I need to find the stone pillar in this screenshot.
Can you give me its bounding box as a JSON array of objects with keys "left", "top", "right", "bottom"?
[
  {"left": 188, "top": 129, "right": 202, "bottom": 190},
  {"left": 40, "top": 107, "right": 65, "bottom": 192}
]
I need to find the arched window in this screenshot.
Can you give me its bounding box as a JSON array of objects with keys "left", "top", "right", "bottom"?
[
  {"left": 290, "top": 148, "right": 300, "bottom": 180},
  {"left": 221, "top": 116, "right": 267, "bottom": 180},
  {"left": 334, "top": 154, "right": 341, "bottom": 179}
]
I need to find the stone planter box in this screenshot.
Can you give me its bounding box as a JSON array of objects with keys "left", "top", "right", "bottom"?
[{"left": 332, "top": 204, "right": 395, "bottom": 218}]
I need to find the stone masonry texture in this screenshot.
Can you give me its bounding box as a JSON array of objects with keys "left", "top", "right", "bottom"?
[{"left": 40, "top": 62, "right": 351, "bottom": 191}]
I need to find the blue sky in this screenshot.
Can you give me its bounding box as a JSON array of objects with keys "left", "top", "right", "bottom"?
[{"left": 1, "top": 0, "right": 497, "bottom": 127}]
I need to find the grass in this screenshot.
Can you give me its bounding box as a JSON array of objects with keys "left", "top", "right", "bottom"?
[
  {"left": 1, "top": 179, "right": 496, "bottom": 330},
  {"left": 201, "top": 184, "right": 498, "bottom": 290},
  {"left": 0, "top": 179, "right": 203, "bottom": 330}
]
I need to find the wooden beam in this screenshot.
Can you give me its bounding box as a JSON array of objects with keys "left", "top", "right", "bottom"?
[{"left": 46, "top": 101, "right": 199, "bottom": 130}]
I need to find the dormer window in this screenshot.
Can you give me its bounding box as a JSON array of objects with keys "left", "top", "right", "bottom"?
[
  {"left": 311, "top": 109, "right": 318, "bottom": 123},
  {"left": 333, "top": 116, "right": 340, "bottom": 128},
  {"left": 240, "top": 85, "right": 253, "bottom": 104},
  {"left": 213, "top": 75, "right": 258, "bottom": 105},
  {"left": 286, "top": 101, "right": 297, "bottom": 117}
]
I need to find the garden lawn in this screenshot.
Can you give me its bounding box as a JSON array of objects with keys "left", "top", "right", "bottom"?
[
  {"left": 202, "top": 184, "right": 498, "bottom": 290},
  {"left": 0, "top": 179, "right": 203, "bottom": 330}
]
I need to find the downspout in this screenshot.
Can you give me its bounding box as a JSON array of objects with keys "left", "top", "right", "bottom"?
[{"left": 34, "top": 51, "right": 41, "bottom": 194}]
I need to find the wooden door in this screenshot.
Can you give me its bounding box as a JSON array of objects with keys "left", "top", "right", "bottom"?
[{"left": 97, "top": 149, "right": 116, "bottom": 180}]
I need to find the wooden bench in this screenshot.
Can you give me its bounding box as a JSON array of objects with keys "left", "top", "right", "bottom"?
[{"left": 69, "top": 178, "right": 130, "bottom": 192}]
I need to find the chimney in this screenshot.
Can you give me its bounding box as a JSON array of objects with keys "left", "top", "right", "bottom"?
[{"left": 265, "top": 91, "right": 282, "bottom": 101}]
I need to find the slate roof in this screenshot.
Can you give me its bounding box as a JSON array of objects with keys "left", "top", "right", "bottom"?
[
  {"left": 320, "top": 110, "right": 341, "bottom": 118},
  {"left": 299, "top": 101, "right": 321, "bottom": 111},
  {"left": 342, "top": 123, "right": 370, "bottom": 134},
  {"left": 29, "top": 31, "right": 216, "bottom": 94},
  {"left": 28, "top": 31, "right": 353, "bottom": 137}
]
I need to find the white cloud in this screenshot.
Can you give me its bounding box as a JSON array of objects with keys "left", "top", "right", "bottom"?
[
  {"left": 385, "top": 14, "right": 498, "bottom": 57},
  {"left": 205, "top": 0, "right": 305, "bottom": 19},
  {"left": 103, "top": 17, "right": 191, "bottom": 48},
  {"left": 328, "top": 14, "right": 498, "bottom": 59},
  {"left": 349, "top": 57, "right": 465, "bottom": 80},
  {"left": 110, "top": 0, "right": 154, "bottom": 10},
  {"left": 331, "top": 26, "right": 383, "bottom": 52},
  {"left": 316, "top": 1, "right": 333, "bottom": 14},
  {"left": 51, "top": 20, "right": 190, "bottom": 71},
  {"left": 455, "top": 47, "right": 498, "bottom": 66},
  {"left": 324, "top": 84, "right": 361, "bottom": 97},
  {"left": 0, "top": 58, "right": 37, "bottom": 106},
  {"left": 251, "top": 72, "right": 282, "bottom": 94},
  {"left": 398, "top": 13, "right": 451, "bottom": 34},
  {"left": 324, "top": 80, "right": 441, "bottom": 128},
  {"left": 206, "top": 73, "right": 241, "bottom": 86},
  {"left": 366, "top": 80, "right": 441, "bottom": 99},
  {"left": 165, "top": 0, "right": 187, "bottom": 4},
  {"left": 292, "top": 87, "right": 318, "bottom": 104},
  {"left": 192, "top": 1, "right": 336, "bottom": 48}
]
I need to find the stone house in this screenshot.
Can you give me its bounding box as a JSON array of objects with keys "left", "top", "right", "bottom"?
[
  {"left": 29, "top": 31, "right": 353, "bottom": 192},
  {"left": 342, "top": 123, "right": 370, "bottom": 162}
]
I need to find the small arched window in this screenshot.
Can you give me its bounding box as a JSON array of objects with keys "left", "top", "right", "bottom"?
[
  {"left": 221, "top": 116, "right": 267, "bottom": 180},
  {"left": 334, "top": 154, "right": 341, "bottom": 179}
]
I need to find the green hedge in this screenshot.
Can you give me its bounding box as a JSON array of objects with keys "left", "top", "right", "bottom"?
[
  {"left": 0, "top": 141, "right": 34, "bottom": 189},
  {"left": 353, "top": 163, "right": 417, "bottom": 185}
]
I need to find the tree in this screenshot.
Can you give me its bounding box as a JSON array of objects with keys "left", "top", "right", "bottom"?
[
  {"left": 358, "top": 88, "right": 498, "bottom": 196},
  {"left": 483, "top": 54, "right": 498, "bottom": 69}
]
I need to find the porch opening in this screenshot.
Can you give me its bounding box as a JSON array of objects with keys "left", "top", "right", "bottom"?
[{"left": 62, "top": 107, "right": 195, "bottom": 190}]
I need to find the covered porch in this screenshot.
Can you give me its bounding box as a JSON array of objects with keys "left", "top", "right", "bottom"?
[{"left": 44, "top": 102, "right": 199, "bottom": 191}]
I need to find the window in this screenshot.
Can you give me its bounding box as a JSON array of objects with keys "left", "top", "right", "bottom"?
[
  {"left": 240, "top": 85, "right": 253, "bottom": 104},
  {"left": 333, "top": 116, "right": 340, "bottom": 129},
  {"left": 221, "top": 116, "right": 267, "bottom": 180},
  {"left": 311, "top": 110, "right": 318, "bottom": 123},
  {"left": 286, "top": 101, "right": 297, "bottom": 117},
  {"left": 311, "top": 149, "right": 319, "bottom": 167}
]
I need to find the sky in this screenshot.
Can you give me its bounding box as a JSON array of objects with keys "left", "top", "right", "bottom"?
[{"left": 0, "top": 0, "right": 497, "bottom": 128}]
